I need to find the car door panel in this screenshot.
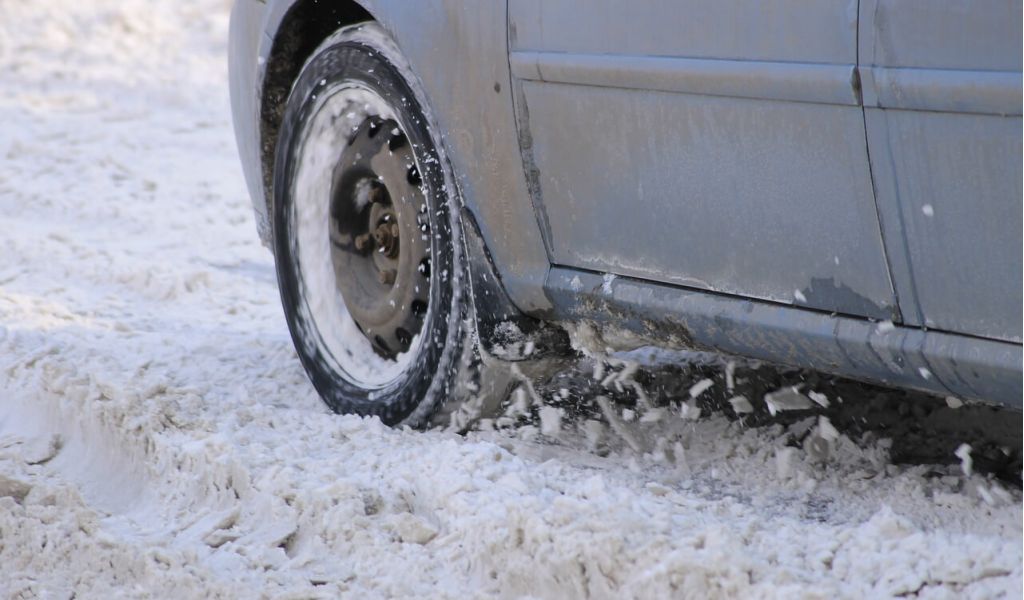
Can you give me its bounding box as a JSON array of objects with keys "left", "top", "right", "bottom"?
[
  {"left": 860, "top": 0, "right": 1023, "bottom": 341},
  {"left": 519, "top": 81, "right": 895, "bottom": 319},
  {"left": 509, "top": 0, "right": 898, "bottom": 320}
]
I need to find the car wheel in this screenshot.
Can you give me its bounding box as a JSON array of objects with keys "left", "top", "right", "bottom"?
[{"left": 272, "top": 22, "right": 470, "bottom": 427}]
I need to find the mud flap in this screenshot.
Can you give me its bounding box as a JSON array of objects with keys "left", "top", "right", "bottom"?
[{"left": 428, "top": 209, "right": 572, "bottom": 431}]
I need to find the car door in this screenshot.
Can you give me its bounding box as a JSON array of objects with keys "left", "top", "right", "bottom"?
[
  {"left": 508, "top": 0, "right": 898, "bottom": 320},
  {"left": 859, "top": 0, "right": 1023, "bottom": 342}
]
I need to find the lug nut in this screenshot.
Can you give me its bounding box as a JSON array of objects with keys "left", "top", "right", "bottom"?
[
  {"left": 370, "top": 185, "right": 385, "bottom": 204},
  {"left": 354, "top": 233, "right": 373, "bottom": 251}
]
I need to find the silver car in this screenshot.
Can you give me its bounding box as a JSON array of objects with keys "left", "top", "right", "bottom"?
[{"left": 228, "top": 0, "right": 1022, "bottom": 426}]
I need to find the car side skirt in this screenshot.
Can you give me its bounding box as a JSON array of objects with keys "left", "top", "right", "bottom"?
[{"left": 545, "top": 266, "right": 1022, "bottom": 408}]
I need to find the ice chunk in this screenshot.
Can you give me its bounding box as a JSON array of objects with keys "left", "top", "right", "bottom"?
[
  {"left": 689, "top": 378, "right": 713, "bottom": 399},
  {"left": 679, "top": 398, "right": 702, "bottom": 421},
  {"left": 808, "top": 391, "right": 830, "bottom": 408},
  {"left": 805, "top": 435, "right": 831, "bottom": 462},
  {"left": 764, "top": 387, "right": 813, "bottom": 416},
  {"left": 539, "top": 405, "right": 563, "bottom": 437},
  {"left": 639, "top": 408, "right": 664, "bottom": 423},
  {"left": 817, "top": 416, "right": 840, "bottom": 442},
  {"left": 508, "top": 387, "right": 530, "bottom": 417},
  {"left": 954, "top": 443, "right": 973, "bottom": 477},
  {"left": 728, "top": 395, "right": 753, "bottom": 414}
]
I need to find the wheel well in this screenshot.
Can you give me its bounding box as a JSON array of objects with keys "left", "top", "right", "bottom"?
[{"left": 259, "top": 0, "right": 374, "bottom": 208}]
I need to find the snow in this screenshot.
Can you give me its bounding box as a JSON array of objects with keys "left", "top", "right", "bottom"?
[
  {"left": 688, "top": 377, "right": 714, "bottom": 399},
  {"left": 678, "top": 399, "right": 703, "bottom": 421},
  {"left": 876, "top": 319, "right": 897, "bottom": 334},
  {"left": 538, "top": 405, "right": 563, "bottom": 437},
  {"left": 955, "top": 444, "right": 974, "bottom": 478},
  {"left": 1, "top": 1, "right": 1021, "bottom": 598},
  {"left": 601, "top": 273, "right": 616, "bottom": 295},
  {"left": 808, "top": 390, "right": 831, "bottom": 408},
  {"left": 728, "top": 395, "right": 754, "bottom": 414},
  {"left": 764, "top": 386, "right": 814, "bottom": 416}
]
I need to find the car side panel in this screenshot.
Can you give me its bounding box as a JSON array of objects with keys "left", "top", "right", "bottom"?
[
  {"left": 508, "top": 0, "right": 899, "bottom": 320},
  {"left": 518, "top": 81, "right": 896, "bottom": 319},
  {"left": 860, "top": 0, "right": 1023, "bottom": 342}
]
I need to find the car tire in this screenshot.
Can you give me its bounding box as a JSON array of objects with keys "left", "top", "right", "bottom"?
[{"left": 272, "top": 22, "right": 471, "bottom": 427}]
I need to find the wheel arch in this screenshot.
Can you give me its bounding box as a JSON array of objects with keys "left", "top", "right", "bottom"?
[
  {"left": 258, "top": 0, "right": 376, "bottom": 224},
  {"left": 253, "top": 0, "right": 562, "bottom": 354}
]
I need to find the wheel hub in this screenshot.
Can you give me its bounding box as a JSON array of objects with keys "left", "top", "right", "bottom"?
[
  {"left": 373, "top": 216, "right": 400, "bottom": 259},
  {"left": 328, "top": 117, "right": 431, "bottom": 359}
]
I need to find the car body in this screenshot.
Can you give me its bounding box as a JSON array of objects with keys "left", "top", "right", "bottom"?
[{"left": 229, "top": 0, "right": 1023, "bottom": 408}]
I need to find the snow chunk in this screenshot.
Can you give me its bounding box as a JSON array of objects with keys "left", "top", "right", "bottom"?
[
  {"left": 639, "top": 408, "right": 665, "bottom": 423},
  {"left": 391, "top": 514, "right": 439, "bottom": 545},
  {"left": 582, "top": 419, "right": 605, "bottom": 451},
  {"left": 817, "top": 416, "right": 840, "bottom": 443},
  {"left": 679, "top": 399, "right": 702, "bottom": 421},
  {"left": 0, "top": 475, "right": 32, "bottom": 504},
  {"left": 538, "top": 405, "right": 563, "bottom": 437},
  {"left": 775, "top": 447, "right": 798, "bottom": 479},
  {"left": 689, "top": 378, "right": 713, "bottom": 399},
  {"left": 764, "top": 387, "right": 813, "bottom": 416},
  {"left": 808, "top": 391, "right": 830, "bottom": 408},
  {"left": 954, "top": 443, "right": 973, "bottom": 477},
  {"left": 728, "top": 395, "right": 753, "bottom": 414},
  {"left": 601, "top": 273, "right": 616, "bottom": 295},
  {"left": 875, "top": 320, "right": 896, "bottom": 334}
]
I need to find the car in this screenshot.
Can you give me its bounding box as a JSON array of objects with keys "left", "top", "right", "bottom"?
[{"left": 228, "top": 0, "right": 1022, "bottom": 427}]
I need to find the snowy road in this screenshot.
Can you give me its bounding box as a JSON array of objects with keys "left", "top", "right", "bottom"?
[{"left": 0, "top": 2, "right": 1020, "bottom": 598}]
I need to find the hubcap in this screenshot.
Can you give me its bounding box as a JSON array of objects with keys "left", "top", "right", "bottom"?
[{"left": 328, "top": 116, "right": 431, "bottom": 360}]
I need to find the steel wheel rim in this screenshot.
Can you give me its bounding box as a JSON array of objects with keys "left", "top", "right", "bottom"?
[
  {"left": 289, "top": 82, "right": 434, "bottom": 388},
  {"left": 328, "top": 115, "right": 431, "bottom": 360}
]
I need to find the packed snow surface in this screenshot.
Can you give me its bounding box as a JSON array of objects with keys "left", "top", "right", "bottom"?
[{"left": 1, "top": 1, "right": 1021, "bottom": 598}]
